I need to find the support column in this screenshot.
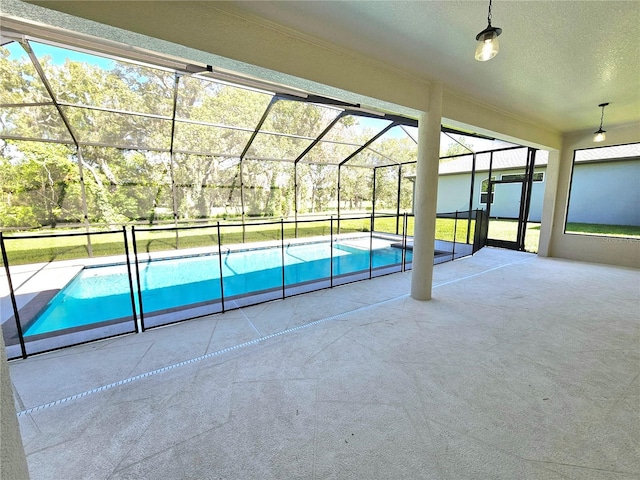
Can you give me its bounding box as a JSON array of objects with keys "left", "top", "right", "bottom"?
[
  {"left": 537, "top": 149, "right": 561, "bottom": 257},
  {"left": 1, "top": 333, "right": 30, "bottom": 479},
  {"left": 411, "top": 81, "right": 443, "bottom": 301}
]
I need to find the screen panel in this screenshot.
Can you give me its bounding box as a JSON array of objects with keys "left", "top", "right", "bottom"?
[
  {"left": 0, "top": 106, "right": 72, "bottom": 142},
  {"left": 0, "top": 43, "right": 51, "bottom": 104},
  {"left": 30, "top": 41, "right": 174, "bottom": 116},
  {"left": 176, "top": 76, "right": 272, "bottom": 129}
]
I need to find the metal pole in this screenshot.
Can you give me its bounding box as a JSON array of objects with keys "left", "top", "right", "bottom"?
[
  {"left": 519, "top": 148, "right": 537, "bottom": 251},
  {"left": 337, "top": 166, "right": 341, "bottom": 235},
  {"left": 330, "top": 216, "right": 334, "bottom": 288},
  {"left": 240, "top": 160, "right": 246, "bottom": 243},
  {"left": 217, "top": 222, "right": 226, "bottom": 313},
  {"left": 472, "top": 209, "right": 479, "bottom": 252},
  {"left": 369, "top": 213, "right": 374, "bottom": 279},
  {"left": 170, "top": 155, "right": 179, "bottom": 249},
  {"left": 396, "top": 164, "right": 402, "bottom": 235},
  {"left": 168, "top": 74, "right": 181, "bottom": 247},
  {"left": 122, "top": 226, "right": 139, "bottom": 333},
  {"left": 486, "top": 151, "right": 494, "bottom": 230},
  {"left": 0, "top": 233, "right": 26, "bottom": 359},
  {"left": 467, "top": 152, "right": 476, "bottom": 244},
  {"left": 372, "top": 167, "right": 377, "bottom": 233},
  {"left": 76, "top": 147, "right": 92, "bottom": 257},
  {"left": 294, "top": 162, "right": 299, "bottom": 238},
  {"left": 130, "top": 226, "right": 145, "bottom": 331},
  {"left": 281, "top": 219, "right": 286, "bottom": 299},
  {"left": 473, "top": 209, "right": 484, "bottom": 252},
  {"left": 401, "top": 213, "right": 407, "bottom": 272},
  {"left": 236, "top": 99, "right": 277, "bottom": 242},
  {"left": 452, "top": 210, "right": 458, "bottom": 261}
]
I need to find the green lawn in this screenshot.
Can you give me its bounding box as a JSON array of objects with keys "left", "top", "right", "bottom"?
[
  {"left": 374, "top": 216, "right": 476, "bottom": 243},
  {"left": 6, "top": 217, "right": 635, "bottom": 266},
  {"left": 1, "top": 215, "right": 477, "bottom": 266},
  {"left": 1, "top": 219, "right": 371, "bottom": 266},
  {"left": 486, "top": 220, "right": 640, "bottom": 254},
  {"left": 487, "top": 219, "right": 540, "bottom": 253},
  {"left": 565, "top": 222, "right": 640, "bottom": 238}
]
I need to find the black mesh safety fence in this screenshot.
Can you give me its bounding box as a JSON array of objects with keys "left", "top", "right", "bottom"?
[
  {"left": 1, "top": 228, "right": 137, "bottom": 359},
  {"left": 1, "top": 211, "right": 485, "bottom": 358}
]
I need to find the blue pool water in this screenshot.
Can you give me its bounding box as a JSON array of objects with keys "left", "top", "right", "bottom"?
[{"left": 25, "top": 241, "right": 410, "bottom": 336}]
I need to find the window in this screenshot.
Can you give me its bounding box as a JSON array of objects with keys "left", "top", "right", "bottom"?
[
  {"left": 480, "top": 177, "right": 495, "bottom": 204},
  {"left": 565, "top": 143, "right": 640, "bottom": 238}
]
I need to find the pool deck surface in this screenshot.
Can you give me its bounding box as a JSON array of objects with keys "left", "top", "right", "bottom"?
[{"left": 7, "top": 247, "right": 640, "bottom": 479}]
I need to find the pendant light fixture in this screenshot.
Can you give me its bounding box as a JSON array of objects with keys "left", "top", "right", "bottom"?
[
  {"left": 475, "top": 0, "right": 502, "bottom": 61},
  {"left": 593, "top": 102, "right": 609, "bottom": 142}
]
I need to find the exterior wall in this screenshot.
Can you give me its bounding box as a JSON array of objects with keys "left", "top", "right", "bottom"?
[
  {"left": 567, "top": 159, "right": 640, "bottom": 226},
  {"left": 542, "top": 122, "right": 640, "bottom": 268},
  {"left": 436, "top": 175, "right": 474, "bottom": 213},
  {"left": 437, "top": 168, "right": 546, "bottom": 221}
]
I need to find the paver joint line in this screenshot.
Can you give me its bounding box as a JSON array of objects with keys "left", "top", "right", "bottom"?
[
  {"left": 16, "top": 293, "right": 409, "bottom": 417},
  {"left": 16, "top": 256, "right": 528, "bottom": 417}
]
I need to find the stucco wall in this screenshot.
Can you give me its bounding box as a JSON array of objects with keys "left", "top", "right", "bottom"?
[
  {"left": 567, "top": 159, "right": 640, "bottom": 226},
  {"left": 437, "top": 168, "right": 546, "bottom": 221},
  {"left": 543, "top": 122, "right": 640, "bottom": 268},
  {"left": 436, "top": 175, "right": 473, "bottom": 213}
]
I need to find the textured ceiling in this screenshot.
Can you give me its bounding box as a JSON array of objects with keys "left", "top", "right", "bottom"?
[
  {"left": 14, "top": 0, "right": 640, "bottom": 135},
  {"left": 215, "top": 0, "right": 640, "bottom": 133}
]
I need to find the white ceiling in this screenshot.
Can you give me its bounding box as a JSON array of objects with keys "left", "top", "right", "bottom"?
[{"left": 214, "top": 0, "right": 640, "bottom": 133}]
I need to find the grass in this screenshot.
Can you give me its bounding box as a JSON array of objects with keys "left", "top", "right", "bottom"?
[
  {"left": 487, "top": 220, "right": 640, "bottom": 254},
  {"left": 374, "top": 216, "right": 476, "bottom": 243},
  {"left": 2, "top": 219, "right": 368, "bottom": 266},
  {"left": 565, "top": 222, "right": 640, "bottom": 238},
  {"left": 6, "top": 216, "right": 635, "bottom": 266},
  {"left": 487, "top": 219, "right": 540, "bottom": 253},
  {"left": 1, "top": 215, "right": 478, "bottom": 266}
]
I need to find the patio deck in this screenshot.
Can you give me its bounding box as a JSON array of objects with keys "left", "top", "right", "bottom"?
[{"left": 7, "top": 247, "right": 640, "bottom": 479}]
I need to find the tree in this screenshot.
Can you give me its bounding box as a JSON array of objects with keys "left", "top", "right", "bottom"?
[
  {"left": 0, "top": 41, "right": 423, "bottom": 229},
  {"left": 0, "top": 141, "right": 80, "bottom": 227}
]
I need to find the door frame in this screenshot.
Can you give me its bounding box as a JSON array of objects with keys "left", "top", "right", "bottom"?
[{"left": 485, "top": 148, "right": 537, "bottom": 251}]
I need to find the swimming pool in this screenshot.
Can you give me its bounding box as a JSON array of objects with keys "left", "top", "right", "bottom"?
[{"left": 25, "top": 240, "right": 411, "bottom": 336}]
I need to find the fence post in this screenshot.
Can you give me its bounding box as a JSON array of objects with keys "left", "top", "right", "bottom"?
[
  {"left": 0, "top": 233, "right": 27, "bottom": 359},
  {"left": 396, "top": 164, "right": 402, "bottom": 235},
  {"left": 122, "top": 226, "right": 139, "bottom": 333},
  {"left": 472, "top": 209, "right": 479, "bottom": 252},
  {"left": 330, "top": 216, "right": 334, "bottom": 288},
  {"left": 369, "top": 213, "right": 374, "bottom": 279},
  {"left": 294, "top": 163, "right": 299, "bottom": 239},
  {"left": 130, "top": 226, "right": 145, "bottom": 331},
  {"left": 281, "top": 219, "right": 286, "bottom": 299},
  {"left": 401, "top": 213, "right": 407, "bottom": 272},
  {"left": 217, "top": 222, "right": 226, "bottom": 313},
  {"left": 452, "top": 211, "right": 458, "bottom": 261}
]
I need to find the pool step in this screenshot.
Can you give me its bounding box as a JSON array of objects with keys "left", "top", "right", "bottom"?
[{"left": 390, "top": 242, "right": 450, "bottom": 258}]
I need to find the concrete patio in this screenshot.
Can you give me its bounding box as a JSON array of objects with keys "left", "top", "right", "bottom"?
[{"left": 8, "top": 247, "right": 640, "bottom": 479}]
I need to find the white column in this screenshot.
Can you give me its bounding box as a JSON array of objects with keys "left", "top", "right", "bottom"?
[
  {"left": 411, "top": 81, "right": 443, "bottom": 300},
  {"left": 537, "top": 149, "right": 561, "bottom": 257},
  {"left": 0, "top": 334, "right": 30, "bottom": 479}
]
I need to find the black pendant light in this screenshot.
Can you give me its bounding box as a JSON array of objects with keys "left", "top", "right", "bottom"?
[
  {"left": 475, "top": 0, "right": 502, "bottom": 61},
  {"left": 593, "top": 102, "right": 610, "bottom": 142}
]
